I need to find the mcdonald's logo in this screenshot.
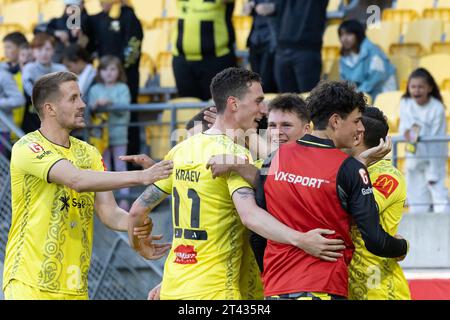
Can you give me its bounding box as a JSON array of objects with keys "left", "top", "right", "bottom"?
[{"left": 373, "top": 174, "right": 399, "bottom": 199}]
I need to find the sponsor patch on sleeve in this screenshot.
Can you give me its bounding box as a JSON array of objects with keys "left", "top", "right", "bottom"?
[
  {"left": 372, "top": 174, "right": 399, "bottom": 198},
  {"left": 28, "top": 142, "right": 44, "bottom": 153}
]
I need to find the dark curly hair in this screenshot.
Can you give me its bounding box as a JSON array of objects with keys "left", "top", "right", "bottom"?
[
  {"left": 306, "top": 80, "right": 366, "bottom": 130},
  {"left": 361, "top": 106, "right": 389, "bottom": 148},
  {"left": 210, "top": 67, "right": 262, "bottom": 114}
]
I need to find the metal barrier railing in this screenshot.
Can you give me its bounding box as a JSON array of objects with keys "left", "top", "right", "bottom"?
[
  {"left": 85, "top": 101, "right": 211, "bottom": 148},
  {"left": 391, "top": 135, "right": 450, "bottom": 167}
]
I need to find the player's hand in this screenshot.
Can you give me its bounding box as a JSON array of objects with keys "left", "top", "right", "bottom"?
[
  {"left": 141, "top": 160, "right": 173, "bottom": 185},
  {"left": 206, "top": 154, "right": 248, "bottom": 178},
  {"left": 136, "top": 234, "right": 171, "bottom": 260},
  {"left": 203, "top": 106, "right": 217, "bottom": 128},
  {"left": 356, "top": 136, "right": 392, "bottom": 167},
  {"left": 298, "top": 229, "right": 345, "bottom": 262},
  {"left": 394, "top": 234, "right": 408, "bottom": 261},
  {"left": 119, "top": 154, "right": 156, "bottom": 169},
  {"left": 147, "top": 283, "right": 162, "bottom": 300},
  {"left": 133, "top": 217, "right": 153, "bottom": 239}
]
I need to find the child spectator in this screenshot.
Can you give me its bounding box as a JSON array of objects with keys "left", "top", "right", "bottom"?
[
  {"left": 399, "top": 68, "right": 450, "bottom": 213},
  {"left": 0, "top": 69, "right": 26, "bottom": 156},
  {"left": 1, "top": 32, "right": 28, "bottom": 75},
  {"left": 18, "top": 42, "right": 34, "bottom": 70},
  {"left": 1, "top": 32, "right": 28, "bottom": 135},
  {"left": 62, "top": 44, "right": 96, "bottom": 98},
  {"left": 338, "top": 20, "right": 397, "bottom": 100},
  {"left": 88, "top": 55, "right": 131, "bottom": 210},
  {"left": 21, "top": 33, "right": 67, "bottom": 132}
]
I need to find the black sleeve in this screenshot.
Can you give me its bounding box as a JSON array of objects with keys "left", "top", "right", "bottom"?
[
  {"left": 251, "top": 154, "right": 275, "bottom": 273},
  {"left": 250, "top": 231, "right": 266, "bottom": 273},
  {"left": 337, "top": 157, "right": 408, "bottom": 258}
]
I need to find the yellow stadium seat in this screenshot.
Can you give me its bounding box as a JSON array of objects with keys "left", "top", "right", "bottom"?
[
  {"left": 131, "top": 0, "right": 164, "bottom": 26},
  {"left": 139, "top": 53, "right": 156, "bottom": 88},
  {"left": 418, "top": 53, "right": 450, "bottom": 87},
  {"left": 142, "top": 28, "right": 171, "bottom": 62},
  {"left": 146, "top": 97, "right": 202, "bottom": 159},
  {"left": 40, "top": 0, "right": 65, "bottom": 22},
  {"left": 396, "top": 0, "right": 435, "bottom": 14},
  {"left": 437, "top": 0, "right": 450, "bottom": 8},
  {"left": 373, "top": 90, "right": 404, "bottom": 132},
  {"left": 441, "top": 90, "right": 450, "bottom": 110},
  {"left": 390, "top": 19, "right": 443, "bottom": 57},
  {"left": 152, "top": 16, "right": 177, "bottom": 32},
  {"left": 366, "top": 21, "right": 401, "bottom": 54},
  {"left": 2, "top": 0, "right": 40, "bottom": 32},
  {"left": 322, "top": 46, "right": 340, "bottom": 78},
  {"left": 233, "top": 15, "right": 253, "bottom": 51},
  {"left": 431, "top": 42, "right": 450, "bottom": 54},
  {"left": 423, "top": 8, "right": 450, "bottom": 22},
  {"left": 83, "top": 0, "right": 101, "bottom": 15},
  {"left": 382, "top": 9, "right": 419, "bottom": 34},
  {"left": 326, "top": 58, "right": 340, "bottom": 81},
  {"left": 389, "top": 54, "right": 417, "bottom": 91},
  {"left": 323, "top": 24, "right": 340, "bottom": 47},
  {"left": 156, "top": 51, "right": 176, "bottom": 88},
  {"left": 442, "top": 79, "right": 450, "bottom": 90}
]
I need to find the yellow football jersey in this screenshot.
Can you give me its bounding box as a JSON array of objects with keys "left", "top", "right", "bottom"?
[
  {"left": 348, "top": 159, "right": 411, "bottom": 300},
  {"left": 3, "top": 130, "right": 105, "bottom": 296},
  {"left": 156, "top": 133, "right": 263, "bottom": 300}
]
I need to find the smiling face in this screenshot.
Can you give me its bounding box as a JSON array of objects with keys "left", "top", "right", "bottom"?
[
  {"left": 268, "top": 109, "right": 310, "bottom": 145},
  {"left": 332, "top": 108, "right": 365, "bottom": 149},
  {"left": 50, "top": 81, "right": 86, "bottom": 130},
  {"left": 408, "top": 77, "right": 433, "bottom": 106},
  {"left": 233, "top": 81, "right": 266, "bottom": 131}
]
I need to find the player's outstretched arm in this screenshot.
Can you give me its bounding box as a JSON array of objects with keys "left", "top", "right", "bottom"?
[
  {"left": 128, "top": 185, "right": 168, "bottom": 250},
  {"left": 233, "top": 188, "right": 345, "bottom": 262},
  {"left": 94, "top": 191, "right": 152, "bottom": 234},
  {"left": 48, "top": 159, "right": 173, "bottom": 192}
]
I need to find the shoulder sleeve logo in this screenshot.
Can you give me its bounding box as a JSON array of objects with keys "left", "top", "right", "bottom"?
[
  {"left": 28, "top": 142, "right": 44, "bottom": 153},
  {"left": 358, "top": 168, "right": 370, "bottom": 185},
  {"left": 373, "top": 174, "right": 399, "bottom": 198}
]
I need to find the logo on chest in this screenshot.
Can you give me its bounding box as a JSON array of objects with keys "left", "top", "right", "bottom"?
[{"left": 273, "top": 171, "right": 328, "bottom": 188}]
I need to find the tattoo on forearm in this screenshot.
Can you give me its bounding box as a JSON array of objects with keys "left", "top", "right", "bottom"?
[
  {"left": 138, "top": 185, "right": 165, "bottom": 209},
  {"left": 236, "top": 188, "right": 255, "bottom": 200}
]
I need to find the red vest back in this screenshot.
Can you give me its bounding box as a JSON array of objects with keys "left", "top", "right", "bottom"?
[{"left": 262, "top": 141, "right": 354, "bottom": 298}]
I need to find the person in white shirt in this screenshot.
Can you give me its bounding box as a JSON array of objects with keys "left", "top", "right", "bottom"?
[{"left": 399, "top": 68, "right": 450, "bottom": 213}]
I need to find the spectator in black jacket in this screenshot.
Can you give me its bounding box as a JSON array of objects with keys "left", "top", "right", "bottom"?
[
  {"left": 244, "top": 0, "right": 278, "bottom": 93},
  {"left": 44, "top": 0, "right": 90, "bottom": 63},
  {"left": 263, "top": 0, "right": 329, "bottom": 93}
]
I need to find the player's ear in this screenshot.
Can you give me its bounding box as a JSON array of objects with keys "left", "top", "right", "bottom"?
[
  {"left": 43, "top": 102, "right": 57, "bottom": 117},
  {"left": 226, "top": 96, "right": 238, "bottom": 112},
  {"left": 329, "top": 113, "right": 340, "bottom": 129}
]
